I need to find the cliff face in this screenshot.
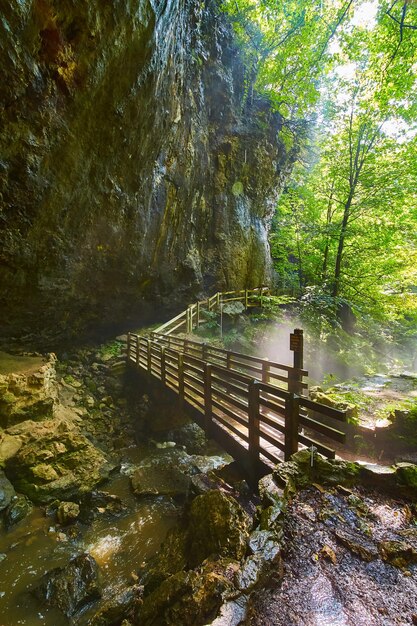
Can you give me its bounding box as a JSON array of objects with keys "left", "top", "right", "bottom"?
[{"left": 0, "top": 0, "right": 290, "bottom": 345}]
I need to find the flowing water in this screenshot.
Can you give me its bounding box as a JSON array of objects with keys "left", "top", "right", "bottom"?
[{"left": 0, "top": 446, "right": 183, "bottom": 625}]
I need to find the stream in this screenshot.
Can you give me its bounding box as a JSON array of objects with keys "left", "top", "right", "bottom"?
[{"left": 0, "top": 443, "right": 218, "bottom": 625}]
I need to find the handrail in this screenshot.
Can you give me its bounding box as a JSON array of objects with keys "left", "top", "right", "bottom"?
[
  {"left": 126, "top": 289, "right": 348, "bottom": 478},
  {"left": 153, "top": 286, "right": 270, "bottom": 336}
]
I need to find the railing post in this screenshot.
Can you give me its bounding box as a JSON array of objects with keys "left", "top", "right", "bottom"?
[
  {"left": 161, "top": 347, "right": 166, "bottom": 385},
  {"left": 226, "top": 352, "right": 232, "bottom": 370},
  {"left": 245, "top": 289, "right": 248, "bottom": 309},
  {"left": 136, "top": 335, "right": 140, "bottom": 367},
  {"left": 184, "top": 338, "right": 189, "bottom": 354},
  {"left": 202, "top": 343, "right": 207, "bottom": 362},
  {"left": 248, "top": 381, "right": 261, "bottom": 477},
  {"left": 178, "top": 352, "right": 184, "bottom": 410},
  {"left": 284, "top": 393, "right": 300, "bottom": 461},
  {"left": 203, "top": 362, "right": 212, "bottom": 436},
  {"left": 196, "top": 301, "right": 200, "bottom": 328},
  {"left": 289, "top": 328, "right": 304, "bottom": 395},
  {"left": 262, "top": 360, "right": 269, "bottom": 384},
  {"left": 217, "top": 292, "right": 220, "bottom": 307},
  {"left": 127, "top": 333, "right": 131, "bottom": 362},
  {"left": 146, "top": 339, "right": 152, "bottom": 375}
]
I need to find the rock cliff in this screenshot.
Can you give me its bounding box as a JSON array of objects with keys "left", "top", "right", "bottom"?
[{"left": 0, "top": 0, "right": 290, "bottom": 345}]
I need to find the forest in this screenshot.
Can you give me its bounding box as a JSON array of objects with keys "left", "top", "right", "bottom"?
[
  {"left": 224, "top": 0, "right": 417, "bottom": 351},
  {"left": 0, "top": 1, "right": 417, "bottom": 625}
]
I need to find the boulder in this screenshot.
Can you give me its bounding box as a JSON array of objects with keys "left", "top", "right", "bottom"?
[
  {"left": 131, "top": 451, "right": 192, "bottom": 498},
  {"left": 138, "top": 566, "right": 233, "bottom": 626},
  {"left": 5, "top": 424, "right": 112, "bottom": 504},
  {"left": 33, "top": 553, "right": 101, "bottom": 617},
  {"left": 188, "top": 490, "right": 251, "bottom": 567},
  {"left": 57, "top": 501, "right": 80, "bottom": 525},
  {"left": 0, "top": 356, "right": 57, "bottom": 428},
  {"left": 378, "top": 540, "right": 417, "bottom": 568},
  {"left": 4, "top": 493, "right": 33, "bottom": 528},
  {"left": 87, "top": 584, "right": 143, "bottom": 625},
  {"left": 0, "top": 470, "right": 15, "bottom": 511},
  {"left": 273, "top": 449, "right": 361, "bottom": 493}
]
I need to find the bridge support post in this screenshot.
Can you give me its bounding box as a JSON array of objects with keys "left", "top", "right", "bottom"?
[
  {"left": 289, "top": 328, "right": 304, "bottom": 396},
  {"left": 146, "top": 339, "right": 152, "bottom": 376},
  {"left": 178, "top": 353, "right": 184, "bottom": 411},
  {"left": 262, "top": 360, "right": 269, "bottom": 383},
  {"left": 127, "top": 333, "right": 131, "bottom": 362},
  {"left": 136, "top": 336, "right": 140, "bottom": 367},
  {"left": 203, "top": 362, "right": 212, "bottom": 436},
  {"left": 284, "top": 393, "right": 300, "bottom": 461},
  {"left": 161, "top": 347, "right": 166, "bottom": 385},
  {"left": 248, "top": 381, "right": 261, "bottom": 476}
]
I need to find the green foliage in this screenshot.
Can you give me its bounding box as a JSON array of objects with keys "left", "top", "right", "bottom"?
[{"left": 265, "top": 1, "right": 417, "bottom": 334}]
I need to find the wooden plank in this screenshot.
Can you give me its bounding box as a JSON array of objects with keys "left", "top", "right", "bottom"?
[
  {"left": 183, "top": 391, "right": 205, "bottom": 412},
  {"left": 300, "top": 397, "right": 347, "bottom": 422},
  {"left": 298, "top": 434, "right": 336, "bottom": 459},
  {"left": 209, "top": 376, "right": 249, "bottom": 399},
  {"left": 211, "top": 387, "right": 248, "bottom": 413},
  {"left": 258, "top": 397, "right": 286, "bottom": 416},
  {"left": 258, "top": 427, "right": 285, "bottom": 452},
  {"left": 299, "top": 415, "right": 346, "bottom": 443},
  {"left": 212, "top": 412, "right": 249, "bottom": 442},
  {"left": 258, "top": 411, "right": 286, "bottom": 435},
  {"left": 211, "top": 398, "right": 249, "bottom": 429},
  {"left": 259, "top": 445, "right": 281, "bottom": 465}
]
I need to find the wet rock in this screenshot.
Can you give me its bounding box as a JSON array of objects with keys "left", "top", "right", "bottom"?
[
  {"left": 0, "top": 470, "right": 15, "bottom": 511},
  {"left": 168, "top": 422, "right": 208, "bottom": 454},
  {"left": 188, "top": 490, "right": 251, "bottom": 567},
  {"left": 57, "top": 501, "right": 80, "bottom": 525},
  {"left": 395, "top": 462, "right": 417, "bottom": 489},
  {"left": 378, "top": 540, "right": 417, "bottom": 568},
  {"left": 5, "top": 423, "right": 112, "bottom": 504},
  {"left": 4, "top": 493, "right": 33, "bottom": 528},
  {"left": 34, "top": 553, "right": 101, "bottom": 617},
  {"left": 141, "top": 526, "right": 188, "bottom": 594},
  {"left": 334, "top": 528, "right": 379, "bottom": 562},
  {"left": 208, "top": 595, "right": 248, "bottom": 626},
  {"left": 131, "top": 464, "right": 190, "bottom": 498},
  {"left": 0, "top": 357, "right": 57, "bottom": 427},
  {"left": 138, "top": 566, "right": 233, "bottom": 626},
  {"left": 80, "top": 491, "right": 126, "bottom": 523},
  {"left": 87, "top": 584, "right": 143, "bottom": 625},
  {"left": 274, "top": 449, "right": 360, "bottom": 493},
  {"left": 0, "top": 432, "right": 23, "bottom": 465}
]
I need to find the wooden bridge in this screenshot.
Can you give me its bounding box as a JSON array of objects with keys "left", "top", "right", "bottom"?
[{"left": 127, "top": 288, "right": 347, "bottom": 479}]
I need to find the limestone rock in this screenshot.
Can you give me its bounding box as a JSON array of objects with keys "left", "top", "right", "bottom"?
[
  {"left": 57, "top": 501, "right": 80, "bottom": 525},
  {"left": 378, "top": 540, "right": 417, "bottom": 568},
  {"left": 5, "top": 424, "right": 112, "bottom": 504},
  {"left": 33, "top": 553, "right": 101, "bottom": 617},
  {"left": 87, "top": 584, "right": 143, "bottom": 625},
  {"left": 0, "top": 0, "right": 289, "bottom": 346},
  {"left": 4, "top": 494, "right": 33, "bottom": 528},
  {"left": 334, "top": 528, "right": 378, "bottom": 562},
  {"left": 188, "top": 490, "right": 251, "bottom": 566},
  {"left": 0, "top": 470, "right": 16, "bottom": 511},
  {"left": 131, "top": 465, "right": 190, "bottom": 499},
  {"left": 138, "top": 567, "right": 233, "bottom": 626}
]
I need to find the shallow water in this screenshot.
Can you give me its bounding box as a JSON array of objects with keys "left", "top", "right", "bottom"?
[{"left": 0, "top": 446, "right": 181, "bottom": 625}]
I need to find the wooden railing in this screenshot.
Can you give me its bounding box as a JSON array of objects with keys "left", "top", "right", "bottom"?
[
  {"left": 154, "top": 287, "right": 270, "bottom": 336},
  {"left": 127, "top": 303, "right": 348, "bottom": 477}
]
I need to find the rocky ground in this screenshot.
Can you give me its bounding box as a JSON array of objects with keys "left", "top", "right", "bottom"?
[{"left": 0, "top": 344, "right": 417, "bottom": 625}]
